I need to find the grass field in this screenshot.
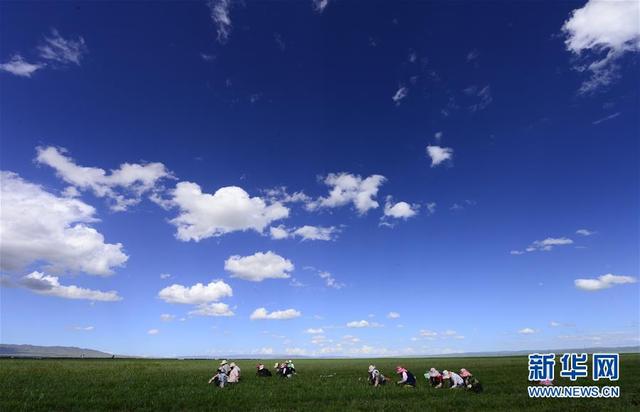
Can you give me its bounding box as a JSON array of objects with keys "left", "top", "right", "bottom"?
[{"left": 1, "top": 354, "right": 639, "bottom": 411}]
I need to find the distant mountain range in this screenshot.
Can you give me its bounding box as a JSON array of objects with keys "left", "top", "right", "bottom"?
[
  {"left": 0, "top": 344, "right": 113, "bottom": 358},
  {"left": 1, "top": 344, "right": 638, "bottom": 359}
]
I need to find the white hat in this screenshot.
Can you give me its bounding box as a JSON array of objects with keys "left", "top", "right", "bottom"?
[
  {"left": 230, "top": 362, "right": 236, "bottom": 368},
  {"left": 428, "top": 368, "right": 440, "bottom": 378},
  {"left": 442, "top": 370, "right": 450, "bottom": 378},
  {"left": 287, "top": 360, "right": 292, "bottom": 363},
  {"left": 220, "top": 360, "right": 228, "bottom": 365},
  {"left": 368, "top": 365, "right": 375, "bottom": 373}
]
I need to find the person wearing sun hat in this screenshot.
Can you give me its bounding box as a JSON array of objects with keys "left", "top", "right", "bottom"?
[
  {"left": 367, "top": 365, "right": 387, "bottom": 386},
  {"left": 395, "top": 366, "right": 417, "bottom": 387},
  {"left": 228, "top": 362, "right": 241, "bottom": 383},
  {"left": 442, "top": 370, "right": 464, "bottom": 389},
  {"left": 459, "top": 368, "right": 483, "bottom": 392},
  {"left": 219, "top": 359, "right": 230, "bottom": 375},
  {"left": 425, "top": 367, "right": 443, "bottom": 388},
  {"left": 256, "top": 363, "right": 272, "bottom": 377}
]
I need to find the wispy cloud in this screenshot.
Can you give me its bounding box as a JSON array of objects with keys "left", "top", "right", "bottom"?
[
  {"left": 38, "top": 29, "right": 88, "bottom": 65},
  {"left": 207, "top": 0, "right": 233, "bottom": 44},
  {"left": 0, "top": 54, "right": 44, "bottom": 77},
  {"left": 592, "top": 112, "right": 620, "bottom": 125}
]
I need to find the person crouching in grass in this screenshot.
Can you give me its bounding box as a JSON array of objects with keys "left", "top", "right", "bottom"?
[
  {"left": 425, "top": 368, "right": 443, "bottom": 388},
  {"left": 256, "top": 363, "right": 273, "bottom": 377},
  {"left": 208, "top": 368, "right": 228, "bottom": 388},
  {"left": 228, "top": 362, "right": 241, "bottom": 384},
  {"left": 395, "top": 366, "right": 417, "bottom": 387},
  {"left": 367, "top": 365, "right": 387, "bottom": 386},
  {"left": 442, "top": 370, "right": 464, "bottom": 389},
  {"left": 459, "top": 368, "right": 483, "bottom": 393}
]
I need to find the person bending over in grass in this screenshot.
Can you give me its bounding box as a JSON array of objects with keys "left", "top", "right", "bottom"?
[
  {"left": 395, "top": 366, "right": 416, "bottom": 387},
  {"left": 274, "top": 362, "right": 294, "bottom": 378},
  {"left": 425, "top": 368, "right": 443, "bottom": 388},
  {"left": 442, "top": 370, "right": 464, "bottom": 389},
  {"left": 228, "top": 362, "right": 241, "bottom": 383},
  {"left": 367, "top": 365, "right": 387, "bottom": 386},
  {"left": 208, "top": 368, "right": 228, "bottom": 388},
  {"left": 286, "top": 360, "right": 296, "bottom": 375},
  {"left": 256, "top": 364, "right": 272, "bottom": 377},
  {"left": 459, "top": 369, "right": 483, "bottom": 393}
]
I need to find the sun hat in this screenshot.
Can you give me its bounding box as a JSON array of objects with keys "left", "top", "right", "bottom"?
[
  {"left": 428, "top": 368, "right": 441, "bottom": 378},
  {"left": 442, "top": 370, "right": 450, "bottom": 378},
  {"left": 219, "top": 360, "right": 228, "bottom": 366},
  {"left": 230, "top": 362, "right": 236, "bottom": 368},
  {"left": 368, "top": 365, "right": 375, "bottom": 373}
]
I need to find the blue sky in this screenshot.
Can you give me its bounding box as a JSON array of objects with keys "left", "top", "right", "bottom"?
[{"left": 1, "top": 0, "right": 638, "bottom": 357}]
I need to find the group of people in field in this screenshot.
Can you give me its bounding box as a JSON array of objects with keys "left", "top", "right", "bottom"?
[
  {"left": 367, "top": 365, "right": 483, "bottom": 392},
  {"left": 209, "top": 359, "right": 297, "bottom": 388},
  {"left": 208, "top": 360, "right": 242, "bottom": 388}
]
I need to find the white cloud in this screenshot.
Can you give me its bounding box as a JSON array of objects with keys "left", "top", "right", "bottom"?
[
  {"left": 292, "top": 225, "right": 338, "bottom": 241},
  {"left": 0, "top": 171, "right": 128, "bottom": 276},
  {"left": 426, "top": 145, "right": 454, "bottom": 167},
  {"left": 513, "top": 237, "right": 574, "bottom": 255},
  {"left": 147, "top": 329, "right": 160, "bottom": 335},
  {"left": 188, "top": 302, "right": 234, "bottom": 317},
  {"left": 160, "top": 273, "right": 172, "bottom": 280},
  {"left": 592, "top": 112, "right": 621, "bottom": 125},
  {"left": 416, "top": 328, "right": 464, "bottom": 340},
  {"left": 285, "top": 347, "right": 307, "bottom": 356},
  {"left": 392, "top": 86, "right": 408, "bottom": 105},
  {"left": 250, "top": 307, "right": 301, "bottom": 320},
  {"left": 160, "top": 314, "right": 175, "bottom": 322},
  {"left": 425, "top": 202, "right": 437, "bottom": 215},
  {"left": 550, "top": 321, "right": 561, "bottom": 327},
  {"left": 576, "top": 228, "right": 596, "bottom": 236},
  {"left": 346, "top": 320, "right": 382, "bottom": 328},
  {"left": 263, "top": 187, "right": 311, "bottom": 204},
  {"left": 420, "top": 329, "right": 438, "bottom": 337},
  {"left": 465, "top": 85, "right": 493, "bottom": 112},
  {"left": 562, "top": 0, "right": 640, "bottom": 93},
  {"left": 225, "top": 251, "right": 294, "bottom": 282},
  {"left": 269, "top": 225, "right": 338, "bottom": 241},
  {"left": 434, "top": 131, "right": 443, "bottom": 141},
  {"left": 38, "top": 29, "right": 87, "bottom": 65},
  {"left": 383, "top": 198, "right": 419, "bottom": 219},
  {"left": 73, "top": 326, "right": 94, "bottom": 331},
  {"left": 36, "top": 146, "right": 172, "bottom": 212},
  {"left": 318, "top": 271, "right": 344, "bottom": 289},
  {"left": 467, "top": 49, "right": 480, "bottom": 61},
  {"left": 157, "top": 280, "right": 232, "bottom": 304},
  {"left": 387, "top": 312, "right": 400, "bottom": 319},
  {"left": 169, "top": 182, "right": 289, "bottom": 241},
  {"left": 519, "top": 327, "right": 536, "bottom": 335},
  {"left": 269, "top": 225, "right": 290, "bottom": 240},
  {"left": 306, "top": 328, "right": 324, "bottom": 334},
  {"left": 574, "top": 273, "right": 637, "bottom": 291},
  {"left": 207, "top": 0, "right": 233, "bottom": 44},
  {"left": 0, "top": 54, "right": 44, "bottom": 77},
  {"left": 312, "top": 0, "right": 330, "bottom": 13},
  {"left": 20, "top": 272, "right": 122, "bottom": 302},
  {"left": 307, "top": 172, "right": 386, "bottom": 214}
]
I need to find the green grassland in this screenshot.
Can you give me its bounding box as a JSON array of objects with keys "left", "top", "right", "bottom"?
[{"left": 1, "top": 354, "right": 639, "bottom": 411}]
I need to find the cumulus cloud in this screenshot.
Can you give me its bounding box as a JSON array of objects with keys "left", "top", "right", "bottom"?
[
  {"left": 37, "top": 29, "right": 87, "bottom": 65},
  {"left": 269, "top": 225, "right": 290, "bottom": 240},
  {"left": 519, "top": 327, "right": 536, "bottom": 335},
  {"left": 36, "top": 146, "right": 172, "bottom": 212},
  {"left": 392, "top": 86, "right": 408, "bottom": 105},
  {"left": 250, "top": 307, "right": 301, "bottom": 320},
  {"left": 158, "top": 280, "right": 232, "bottom": 304},
  {"left": 574, "top": 273, "right": 637, "bottom": 291},
  {"left": 225, "top": 251, "right": 294, "bottom": 282},
  {"left": 207, "top": 0, "right": 233, "bottom": 44},
  {"left": 20, "top": 272, "right": 122, "bottom": 301},
  {"left": 0, "top": 171, "right": 128, "bottom": 275},
  {"left": 169, "top": 182, "right": 289, "bottom": 241},
  {"left": 0, "top": 54, "right": 44, "bottom": 77},
  {"left": 346, "top": 320, "right": 383, "bottom": 328},
  {"left": 562, "top": 0, "right": 640, "bottom": 93},
  {"left": 269, "top": 225, "right": 338, "bottom": 241},
  {"left": 576, "top": 228, "right": 596, "bottom": 236},
  {"left": 383, "top": 197, "right": 419, "bottom": 219},
  {"left": 307, "top": 172, "right": 386, "bottom": 214},
  {"left": 188, "top": 302, "right": 234, "bottom": 317},
  {"left": 426, "top": 145, "right": 454, "bottom": 167}
]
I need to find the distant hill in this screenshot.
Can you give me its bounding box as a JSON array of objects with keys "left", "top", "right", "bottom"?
[{"left": 0, "top": 344, "right": 113, "bottom": 358}]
